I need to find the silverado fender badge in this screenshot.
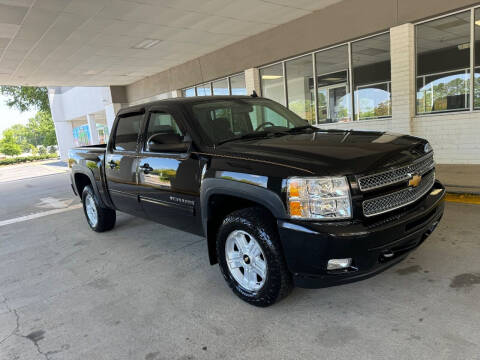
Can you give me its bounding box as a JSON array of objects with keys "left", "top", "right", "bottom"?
[{"left": 408, "top": 174, "right": 422, "bottom": 188}]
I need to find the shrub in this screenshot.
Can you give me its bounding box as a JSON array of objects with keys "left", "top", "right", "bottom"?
[
  {"left": 37, "top": 145, "right": 47, "bottom": 155},
  {"left": 0, "top": 154, "right": 58, "bottom": 166}
]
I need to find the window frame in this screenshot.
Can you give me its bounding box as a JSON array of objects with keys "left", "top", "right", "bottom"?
[
  {"left": 259, "top": 31, "right": 391, "bottom": 125},
  {"left": 181, "top": 73, "right": 246, "bottom": 98},
  {"left": 140, "top": 108, "right": 188, "bottom": 155},
  {"left": 414, "top": 7, "right": 476, "bottom": 116},
  {"left": 110, "top": 112, "right": 145, "bottom": 154}
]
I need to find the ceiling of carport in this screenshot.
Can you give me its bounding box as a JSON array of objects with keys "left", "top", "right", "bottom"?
[{"left": 0, "top": 0, "right": 341, "bottom": 87}]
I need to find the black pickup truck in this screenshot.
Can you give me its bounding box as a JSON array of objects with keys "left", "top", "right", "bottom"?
[{"left": 69, "top": 95, "right": 445, "bottom": 306}]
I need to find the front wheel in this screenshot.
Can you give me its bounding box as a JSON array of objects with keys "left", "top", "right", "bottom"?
[
  {"left": 82, "top": 185, "right": 116, "bottom": 232},
  {"left": 216, "top": 207, "right": 293, "bottom": 307}
]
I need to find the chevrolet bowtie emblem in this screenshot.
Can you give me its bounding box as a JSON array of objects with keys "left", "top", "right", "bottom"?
[{"left": 408, "top": 174, "right": 422, "bottom": 188}]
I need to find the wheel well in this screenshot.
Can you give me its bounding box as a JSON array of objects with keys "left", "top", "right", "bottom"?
[
  {"left": 74, "top": 173, "right": 91, "bottom": 198},
  {"left": 206, "top": 194, "right": 275, "bottom": 265}
]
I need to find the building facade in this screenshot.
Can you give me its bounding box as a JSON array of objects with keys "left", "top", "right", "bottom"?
[{"left": 50, "top": 1, "right": 480, "bottom": 166}]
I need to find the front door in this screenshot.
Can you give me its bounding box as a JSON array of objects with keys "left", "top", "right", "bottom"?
[
  {"left": 104, "top": 112, "right": 144, "bottom": 215},
  {"left": 137, "top": 108, "right": 202, "bottom": 234}
]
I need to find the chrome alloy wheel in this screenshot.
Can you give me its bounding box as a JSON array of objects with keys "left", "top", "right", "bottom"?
[
  {"left": 85, "top": 193, "right": 98, "bottom": 227},
  {"left": 225, "top": 230, "right": 267, "bottom": 291}
]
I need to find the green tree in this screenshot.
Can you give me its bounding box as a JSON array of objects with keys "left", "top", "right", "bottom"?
[
  {"left": 4, "top": 111, "right": 57, "bottom": 150},
  {"left": 0, "top": 86, "right": 50, "bottom": 114},
  {"left": 26, "top": 111, "right": 57, "bottom": 146},
  {"left": 0, "top": 130, "right": 22, "bottom": 156}
]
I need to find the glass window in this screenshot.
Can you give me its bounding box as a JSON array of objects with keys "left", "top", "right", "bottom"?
[
  {"left": 416, "top": 11, "right": 470, "bottom": 114},
  {"left": 260, "top": 63, "right": 285, "bottom": 105},
  {"left": 182, "top": 87, "right": 195, "bottom": 97},
  {"left": 475, "top": 9, "right": 480, "bottom": 108},
  {"left": 196, "top": 83, "right": 212, "bottom": 96},
  {"left": 144, "top": 112, "right": 182, "bottom": 150},
  {"left": 285, "top": 55, "right": 315, "bottom": 124},
  {"left": 190, "top": 98, "right": 307, "bottom": 145},
  {"left": 230, "top": 73, "right": 247, "bottom": 95},
  {"left": 213, "top": 78, "right": 229, "bottom": 95},
  {"left": 72, "top": 124, "right": 90, "bottom": 147},
  {"left": 352, "top": 33, "right": 391, "bottom": 120},
  {"left": 113, "top": 114, "right": 142, "bottom": 151},
  {"left": 315, "top": 45, "right": 351, "bottom": 123}
]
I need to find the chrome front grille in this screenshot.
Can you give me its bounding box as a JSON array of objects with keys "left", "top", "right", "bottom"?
[
  {"left": 357, "top": 153, "right": 434, "bottom": 192},
  {"left": 362, "top": 170, "right": 435, "bottom": 217}
]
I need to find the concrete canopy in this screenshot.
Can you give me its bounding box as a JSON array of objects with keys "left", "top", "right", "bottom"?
[{"left": 0, "top": 0, "right": 341, "bottom": 87}]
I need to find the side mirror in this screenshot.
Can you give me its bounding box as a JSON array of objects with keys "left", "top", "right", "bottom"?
[{"left": 147, "top": 133, "right": 190, "bottom": 153}]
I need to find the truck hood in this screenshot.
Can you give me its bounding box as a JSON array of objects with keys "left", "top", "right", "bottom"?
[{"left": 214, "top": 129, "right": 430, "bottom": 176}]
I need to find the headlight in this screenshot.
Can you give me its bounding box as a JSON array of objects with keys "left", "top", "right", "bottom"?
[{"left": 287, "top": 177, "right": 352, "bottom": 220}]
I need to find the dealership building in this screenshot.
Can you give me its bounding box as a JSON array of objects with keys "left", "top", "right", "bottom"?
[{"left": 1, "top": 0, "right": 477, "bottom": 176}]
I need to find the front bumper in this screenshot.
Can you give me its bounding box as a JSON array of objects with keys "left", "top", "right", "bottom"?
[{"left": 277, "top": 180, "right": 445, "bottom": 288}]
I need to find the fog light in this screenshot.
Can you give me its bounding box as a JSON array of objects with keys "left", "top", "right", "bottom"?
[{"left": 327, "top": 258, "right": 352, "bottom": 270}]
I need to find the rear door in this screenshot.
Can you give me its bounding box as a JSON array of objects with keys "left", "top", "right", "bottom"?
[
  {"left": 104, "top": 111, "right": 144, "bottom": 215},
  {"left": 137, "top": 106, "right": 202, "bottom": 234}
]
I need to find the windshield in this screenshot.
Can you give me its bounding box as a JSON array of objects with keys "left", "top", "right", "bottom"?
[{"left": 189, "top": 98, "right": 309, "bottom": 145}]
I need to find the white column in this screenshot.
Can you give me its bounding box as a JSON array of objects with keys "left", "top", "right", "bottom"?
[
  {"left": 104, "top": 103, "right": 122, "bottom": 134},
  {"left": 244, "top": 68, "right": 261, "bottom": 96},
  {"left": 54, "top": 121, "right": 74, "bottom": 161},
  {"left": 390, "top": 23, "right": 416, "bottom": 134},
  {"left": 86, "top": 113, "right": 99, "bottom": 145}
]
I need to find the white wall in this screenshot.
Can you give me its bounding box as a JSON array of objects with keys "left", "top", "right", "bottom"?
[
  {"left": 49, "top": 87, "right": 113, "bottom": 122},
  {"left": 48, "top": 87, "right": 122, "bottom": 160},
  {"left": 413, "top": 112, "right": 480, "bottom": 164}
]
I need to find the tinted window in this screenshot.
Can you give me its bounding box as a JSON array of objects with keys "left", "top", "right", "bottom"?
[
  {"left": 190, "top": 99, "right": 307, "bottom": 144},
  {"left": 145, "top": 112, "right": 183, "bottom": 149},
  {"left": 113, "top": 114, "right": 142, "bottom": 151}
]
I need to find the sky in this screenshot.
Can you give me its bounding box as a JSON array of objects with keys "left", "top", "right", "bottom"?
[{"left": 0, "top": 95, "right": 37, "bottom": 136}]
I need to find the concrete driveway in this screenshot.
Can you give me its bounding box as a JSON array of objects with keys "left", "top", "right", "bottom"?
[{"left": 0, "top": 171, "right": 479, "bottom": 360}]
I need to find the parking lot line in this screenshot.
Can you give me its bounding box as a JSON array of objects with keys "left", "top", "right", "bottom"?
[{"left": 0, "top": 204, "right": 82, "bottom": 228}]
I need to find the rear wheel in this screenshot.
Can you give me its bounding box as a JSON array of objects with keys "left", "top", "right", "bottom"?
[
  {"left": 216, "top": 207, "right": 292, "bottom": 307},
  {"left": 82, "top": 185, "right": 116, "bottom": 232}
]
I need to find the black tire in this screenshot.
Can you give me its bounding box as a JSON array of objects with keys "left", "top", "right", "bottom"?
[
  {"left": 81, "top": 185, "right": 116, "bottom": 232},
  {"left": 216, "top": 207, "right": 293, "bottom": 307}
]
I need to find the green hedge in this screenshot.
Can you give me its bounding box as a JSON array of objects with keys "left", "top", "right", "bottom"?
[{"left": 0, "top": 154, "right": 58, "bottom": 166}]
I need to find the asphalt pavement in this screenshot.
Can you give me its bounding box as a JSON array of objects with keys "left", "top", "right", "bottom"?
[{"left": 0, "top": 168, "right": 479, "bottom": 360}]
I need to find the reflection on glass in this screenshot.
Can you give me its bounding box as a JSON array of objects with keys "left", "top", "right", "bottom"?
[
  {"left": 352, "top": 33, "right": 391, "bottom": 120},
  {"left": 285, "top": 55, "right": 315, "bottom": 124},
  {"left": 182, "top": 87, "right": 195, "bottom": 97},
  {"left": 416, "top": 70, "right": 470, "bottom": 113},
  {"left": 213, "top": 78, "right": 229, "bottom": 95},
  {"left": 356, "top": 83, "right": 391, "bottom": 119},
  {"left": 315, "top": 45, "right": 351, "bottom": 123},
  {"left": 196, "top": 83, "right": 211, "bottom": 96},
  {"left": 475, "top": 9, "right": 480, "bottom": 108},
  {"left": 260, "top": 63, "right": 285, "bottom": 105},
  {"left": 416, "top": 11, "right": 470, "bottom": 114},
  {"left": 230, "top": 74, "right": 247, "bottom": 95}
]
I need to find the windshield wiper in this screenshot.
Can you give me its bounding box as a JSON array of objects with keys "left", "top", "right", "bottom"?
[
  {"left": 287, "top": 125, "right": 315, "bottom": 132},
  {"left": 216, "top": 131, "right": 271, "bottom": 146}
]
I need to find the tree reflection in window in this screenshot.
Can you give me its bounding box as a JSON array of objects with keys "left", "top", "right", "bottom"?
[{"left": 416, "top": 70, "right": 469, "bottom": 113}]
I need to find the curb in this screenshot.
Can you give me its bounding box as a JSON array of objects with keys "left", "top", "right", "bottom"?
[{"left": 445, "top": 193, "right": 480, "bottom": 205}]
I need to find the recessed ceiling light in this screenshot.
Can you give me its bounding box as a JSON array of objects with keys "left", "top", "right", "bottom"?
[
  {"left": 132, "top": 39, "right": 162, "bottom": 50},
  {"left": 476, "top": 20, "right": 480, "bottom": 26},
  {"left": 261, "top": 75, "right": 282, "bottom": 80}
]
